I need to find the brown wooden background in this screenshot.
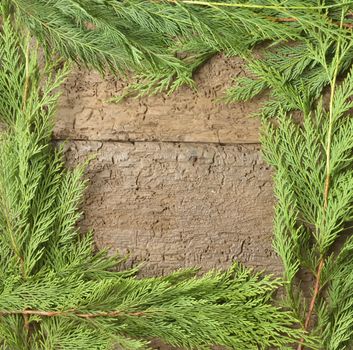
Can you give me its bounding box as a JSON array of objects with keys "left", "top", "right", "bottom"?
[{"left": 56, "top": 54, "right": 281, "bottom": 277}]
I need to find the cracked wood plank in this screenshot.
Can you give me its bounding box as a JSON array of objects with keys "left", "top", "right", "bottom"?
[
  {"left": 55, "top": 55, "right": 265, "bottom": 144},
  {"left": 64, "top": 141, "right": 280, "bottom": 277}
]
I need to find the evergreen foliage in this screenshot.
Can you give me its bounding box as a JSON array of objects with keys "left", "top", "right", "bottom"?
[
  {"left": 7, "top": 0, "right": 353, "bottom": 348},
  {"left": 5, "top": 0, "right": 303, "bottom": 98},
  {"left": 260, "top": 8, "right": 353, "bottom": 350},
  {"left": 0, "top": 16, "right": 306, "bottom": 350},
  {"left": 8, "top": 0, "right": 353, "bottom": 104}
]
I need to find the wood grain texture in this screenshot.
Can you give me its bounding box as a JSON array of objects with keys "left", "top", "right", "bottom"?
[
  {"left": 55, "top": 55, "right": 264, "bottom": 144},
  {"left": 55, "top": 53, "right": 279, "bottom": 281},
  {"left": 64, "top": 141, "right": 280, "bottom": 276}
]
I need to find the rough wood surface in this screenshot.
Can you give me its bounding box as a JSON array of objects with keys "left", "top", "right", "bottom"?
[
  {"left": 56, "top": 54, "right": 279, "bottom": 278},
  {"left": 55, "top": 55, "right": 264, "bottom": 144},
  {"left": 64, "top": 141, "right": 280, "bottom": 276}
]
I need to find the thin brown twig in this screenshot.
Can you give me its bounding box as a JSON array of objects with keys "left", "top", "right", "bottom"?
[
  {"left": 296, "top": 259, "right": 324, "bottom": 350},
  {"left": 304, "top": 259, "right": 324, "bottom": 331},
  {"left": 163, "top": 0, "right": 353, "bottom": 28},
  {"left": 0, "top": 309, "right": 145, "bottom": 319},
  {"left": 297, "top": 10, "right": 345, "bottom": 350},
  {"left": 269, "top": 16, "right": 353, "bottom": 29},
  {"left": 268, "top": 16, "right": 298, "bottom": 23}
]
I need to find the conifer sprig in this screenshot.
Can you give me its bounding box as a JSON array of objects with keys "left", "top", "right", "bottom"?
[
  {"left": 261, "top": 7, "right": 353, "bottom": 348},
  {"left": 7, "top": 0, "right": 353, "bottom": 348},
  {"left": 9, "top": 0, "right": 353, "bottom": 103},
  {"left": 0, "top": 16, "right": 307, "bottom": 350},
  {"left": 9, "top": 0, "right": 304, "bottom": 98}
]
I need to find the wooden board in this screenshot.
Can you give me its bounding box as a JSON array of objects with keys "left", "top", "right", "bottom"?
[
  {"left": 55, "top": 55, "right": 264, "bottom": 144},
  {"left": 64, "top": 141, "right": 280, "bottom": 276}
]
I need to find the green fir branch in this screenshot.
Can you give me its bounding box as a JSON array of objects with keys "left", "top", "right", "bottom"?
[{"left": 0, "top": 16, "right": 306, "bottom": 350}]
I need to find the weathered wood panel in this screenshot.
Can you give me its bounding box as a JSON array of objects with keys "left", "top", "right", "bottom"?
[
  {"left": 64, "top": 141, "right": 280, "bottom": 276},
  {"left": 55, "top": 55, "right": 264, "bottom": 144},
  {"left": 56, "top": 53, "right": 279, "bottom": 279}
]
